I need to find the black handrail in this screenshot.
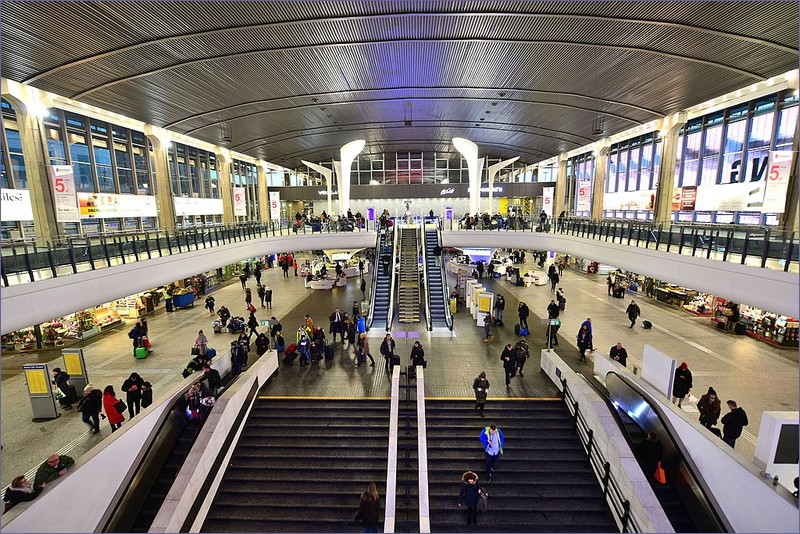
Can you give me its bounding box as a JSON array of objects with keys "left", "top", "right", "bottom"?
[{"left": 560, "top": 377, "right": 640, "bottom": 533}]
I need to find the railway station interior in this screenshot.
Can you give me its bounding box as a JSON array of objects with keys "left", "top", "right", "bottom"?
[{"left": 0, "top": 1, "right": 798, "bottom": 533}]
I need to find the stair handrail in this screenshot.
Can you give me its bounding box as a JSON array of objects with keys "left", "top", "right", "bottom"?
[
  {"left": 421, "top": 225, "right": 432, "bottom": 331},
  {"left": 386, "top": 223, "right": 399, "bottom": 331},
  {"left": 384, "top": 365, "right": 401, "bottom": 532},
  {"left": 367, "top": 229, "right": 383, "bottom": 330},
  {"left": 561, "top": 377, "right": 642, "bottom": 533},
  {"left": 416, "top": 366, "right": 431, "bottom": 533},
  {"left": 436, "top": 226, "right": 454, "bottom": 331}
]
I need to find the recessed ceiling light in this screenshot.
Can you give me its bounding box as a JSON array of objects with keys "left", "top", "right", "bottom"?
[
  {"left": 498, "top": 92, "right": 507, "bottom": 97},
  {"left": 485, "top": 111, "right": 491, "bottom": 114},
  {"left": 491, "top": 102, "right": 497, "bottom": 106},
  {"left": 480, "top": 118, "right": 485, "bottom": 121}
]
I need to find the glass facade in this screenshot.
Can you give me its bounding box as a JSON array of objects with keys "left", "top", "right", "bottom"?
[
  {"left": 232, "top": 159, "right": 259, "bottom": 221},
  {"left": 567, "top": 152, "right": 595, "bottom": 217}
]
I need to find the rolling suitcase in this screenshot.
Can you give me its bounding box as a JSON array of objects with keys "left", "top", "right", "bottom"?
[
  {"left": 282, "top": 352, "right": 298, "bottom": 364},
  {"left": 514, "top": 323, "right": 521, "bottom": 336},
  {"left": 642, "top": 320, "right": 653, "bottom": 329},
  {"left": 324, "top": 345, "right": 335, "bottom": 361},
  {"left": 733, "top": 322, "right": 746, "bottom": 335},
  {"left": 134, "top": 346, "right": 148, "bottom": 359}
]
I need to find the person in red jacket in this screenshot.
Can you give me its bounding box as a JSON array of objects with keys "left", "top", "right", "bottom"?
[{"left": 102, "top": 385, "right": 126, "bottom": 432}]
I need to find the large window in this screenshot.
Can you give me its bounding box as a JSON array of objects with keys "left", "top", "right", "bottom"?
[
  {"left": 720, "top": 113, "right": 747, "bottom": 184},
  {"left": 679, "top": 120, "right": 703, "bottom": 187},
  {"left": 742, "top": 97, "right": 776, "bottom": 182},
  {"left": 774, "top": 94, "right": 798, "bottom": 151},
  {"left": 699, "top": 113, "right": 724, "bottom": 185}
]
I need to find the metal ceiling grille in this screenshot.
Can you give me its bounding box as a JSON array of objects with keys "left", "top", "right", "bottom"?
[{"left": 1, "top": 1, "right": 797, "bottom": 166}]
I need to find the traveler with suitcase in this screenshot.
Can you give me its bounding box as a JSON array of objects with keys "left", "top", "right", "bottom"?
[
  {"left": 517, "top": 302, "right": 530, "bottom": 331},
  {"left": 51, "top": 368, "right": 74, "bottom": 411},
  {"left": 380, "top": 334, "right": 397, "bottom": 372},
  {"left": 356, "top": 333, "right": 374, "bottom": 367}
]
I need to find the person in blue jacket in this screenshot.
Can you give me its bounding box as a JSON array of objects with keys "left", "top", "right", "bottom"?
[{"left": 479, "top": 424, "right": 504, "bottom": 482}]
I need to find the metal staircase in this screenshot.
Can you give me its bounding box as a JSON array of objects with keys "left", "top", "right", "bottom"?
[
  {"left": 424, "top": 225, "right": 451, "bottom": 329},
  {"left": 398, "top": 226, "right": 421, "bottom": 323}
]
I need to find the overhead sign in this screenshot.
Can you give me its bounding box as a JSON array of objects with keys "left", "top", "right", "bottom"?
[
  {"left": 1, "top": 188, "right": 34, "bottom": 221},
  {"left": 542, "top": 187, "right": 554, "bottom": 216},
  {"left": 762, "top": 151, "right": 793, "bottom": 213},
  {"left": 233, "top": 187, "right": 247, "bottom": 216},
  {"left": 77, "top": 192, "right": 157, "bottom": 218},
  {"left": 173, "top": 196, "right": 224, "bottom": 216},
  {"left": 577, "top": 180, "right": 592, "bottom": 211},
  {"left": 269, "top": 191, "right": 281, "bottom": 220},
  {"left": 50, "top": 165, "right": 80, "bottom": 223}
]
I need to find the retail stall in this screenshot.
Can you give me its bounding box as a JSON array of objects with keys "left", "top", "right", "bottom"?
[{"left": 712, "top": 298, "right": 798, "bottom": 348}]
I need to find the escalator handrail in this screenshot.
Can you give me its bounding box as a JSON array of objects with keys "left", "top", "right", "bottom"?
[
  {"left": 561, "top": 377, "right": 642, "bottom": 533},
  {"left": 602, "top": 370, "right": 730, "bottom": 532},
  {"left": 367, "top": 229, "right": 382, "bottom": 330},
  {"left": 437, "top": 227, "right": 454, "bottom": 331},
  {"left": 421, "top": 225, "right": 432, "bottom": 331},
  {"left": 386, "top": 224, "right": 398, "bottom": 331}
]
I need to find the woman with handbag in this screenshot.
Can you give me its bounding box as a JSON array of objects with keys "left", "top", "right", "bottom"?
[
  {"left": 194, "top": 330, "right": 209, "bottom": 357},
  {"left": 102, "top": 385, "right": 126, "bottom": 432},
  {"left": 458, "top": 471, "right": 482, "bottom": 526}
]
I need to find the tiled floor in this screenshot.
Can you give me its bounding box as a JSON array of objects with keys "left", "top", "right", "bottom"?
[{"left": 2, "top": 250, "right": 796, "bottom": 489}]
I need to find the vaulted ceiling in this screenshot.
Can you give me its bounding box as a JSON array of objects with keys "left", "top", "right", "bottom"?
[{"left": 2, "top": 1, "right": 797, "bottom": 168}]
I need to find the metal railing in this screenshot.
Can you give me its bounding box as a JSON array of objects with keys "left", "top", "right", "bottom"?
[
  {"left": 560, "top": 377, "right": 641, "bottom": 533},
  {"left": 443, "top": 216, "right": 798, "bottom": 272},
  {"left": 366, "top": 230, "right": 383, "bottom": 330},
  {"left": 435, "top": 225, "right": 454, "bottom": 331},
  {"left": 386, "top": 225, "right": 399, "bottom": 331},
  {"left": 420, "top": 225, "right": 431, "bottom": 331},
  {"left": 0, "top": 219, "right": 375, "bottom": 287}
]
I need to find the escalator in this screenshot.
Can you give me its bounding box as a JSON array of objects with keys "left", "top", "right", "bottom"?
[
  {"left": 398, "top": 226, "right": 420, "bottom": 323},
  {"left": 586, "top": 372, "right": 727, "bottom": 532},
  {"left": 424, "top": 226, "right": 450, "bottom": 329},
  {"left": 368, "top": 227, "right": 394, "bottom": 331},
  {"left": 202, "top": 398, "right": 390, "bottom": 533},
  {"left": 426, "top": 400, "right": 617, "bottom": 532}
]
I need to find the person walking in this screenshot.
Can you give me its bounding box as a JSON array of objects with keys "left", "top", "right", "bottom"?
[
  {"left": 257, "top": 284, "right": 266, "bottom": 308},
  {"left": 721, "top": 400, "right": 748, "bottom": 448},
  {"left": 380, "top": 334, "right": 396, "bottom": 372},
  {"left": 626, "top": 299, "right": 641, "bottom": 328},
  {"left": 501, "top": 349, "right": 517, "bottom": 387},
  {"left": 410, "top": 340, "right": 426, "bottom": 367},
  {"left": 204, "top": 295, "right": 216, "bottom": 315},
  {"left": 697, "top": 387, "right": 721, "bottom": 430},
  {"left": 121, "top": 372, "right": 145, "bottom": 419},
  {"left": 609, "top": 342, "right": 628, "bottom": 367},
  {"left": 493, "top": 295, "right": 505, "bottom": 325},
  {"left": 51, "top": 367, "right": 73, "bottom": 411},
  {"left": 556, "top": 287, "right": 566, "bottom": 311},
  {"left": 360, "top": 277, "right": 367, "bottom": 300},
  {"left": 329, "top": 307, "right": 344, "bottom": 343},
  {"left": 76, "top": 385, "right": 102, "bottom": 434},
  {"left": 518, "top": 302, "right": 530, "bottom": 331},
  {"left": 244, "top": 287, "right": 253, "bottom": 307},
  {"left": 358, "top": 333, "right": 375, "bottom": 367},
  {"left": 356, "top": 481, "right": 381, "bottom": 533},
  {"left": 482, "top": 313, "right": 494, "bottom": 343},
  {"left": 479, "top": 424, "right": 504, "bottom": 482},
  {"left": 549, "top": 267, "right": 559, "bottom": 291},
  {"left": 476, "top": 261, "right": 485, "bottom": 279},
  {"left": 458, "top": 471, "right": 482, "bottom": 526},
  {"left": 239, "top": 272, "right": 247, "bottom": 290},
  {"left": 576, "top": 324, "right": 592, "bottom": 362},
  {"left": 194, "top": 330, "right": 209, "bottom": 358},
  {"left": 254, "top": 265, "right": 262, "bottom": 286},
  {"left": 637, "top": 431, "right": 664, "bottom": 482},
  {"left": 547, "top": 299, "right": 560, "bottom": 319},
  {"left": 264, "top": 285, "right": 273, "bottom": 309},
  {"left": 672, "top": 362, "right": 693, "bottom": 407},
  {"left": 514, "top": 339, "right": 529, "bottom": 377},
  {"left": 102, "top": 385, "right": 125, "bottom": 433},
  {"left": 473, "top": 372, "right": 489, "bottom": 416},
  {"left": 128, "top": 321, "right": 145, "bottom": 357},
  {"left": 247, "top": 311, "right": 259, "bottom": 340},
  {"left": 580, "top": 318, "right": 596, "bottom": 351}
]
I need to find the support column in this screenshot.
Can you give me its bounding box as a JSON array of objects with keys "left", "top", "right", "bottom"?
[
  {"left": 302, "top": 160, "right": 334, "bottom": 215},
  {"left": 1, "top": 83, "right": 60, "bottom": 242},
  {"left": 486, "top": 157, "right": 519, "bottom": 213},
  {"left": 778, "top": 132, "right": 799, "bottom": 232},
  {"left": 257, "top": 163, "right": 269, "bottom": 223},
  {"left": 653, "top": 112, "right": 687, "bottom": 228},
  {"left": 216, "top": 149, "right": 234, "bottom": 224},
  {"left": 144, "top": 127, "right": 176, "bottom": 231},
  {"left": 336, "top": 140, "right": 365, "bottom": 214},
  {"left": 453, "top": 137, "right": 481, "bottom": 214},
  {"left": 591, "top": 141, "right": 610, "bottom": 220},
  {"left": 553, "top": 153, "right": 568, "bottom": 217}
]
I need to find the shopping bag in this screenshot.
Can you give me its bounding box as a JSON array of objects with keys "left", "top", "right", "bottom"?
[
  {"left": 654, "top": 461, "right": 667, "bottom": 485},
  {"left": 143, "top": 337, "right": 151, "bottom": 348}
]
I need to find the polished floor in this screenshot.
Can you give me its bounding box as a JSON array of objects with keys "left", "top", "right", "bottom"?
[{"left": 1, "top": 251, "right": 797, "bottom": 490}]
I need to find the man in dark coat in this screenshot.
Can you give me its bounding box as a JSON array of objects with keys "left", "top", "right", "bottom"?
[
  {"left": 547, "top": 299, "right": 560, "bottom": 319},
  {"left": 501, "top": 350, "right": 517, "bottom": 387},
  {"left": 637, "top": 431, "right": 664, "bottom": 481},
  {"left": 518, "top": 302, "right": 530, "bottom": 330},
  {"left": 609, "top": 342, "right": 628, "bottom": 367},
  {"left": 76, "top": 385, "right": 102, "bottom": 434},
  {"left": 721, "top": 400, "right": 748, "bottom": 448},
  {"left": 121, "top": 372, "right": 145, "bottom": 419},
  {"left": 329, "top": 308, "right": 344, "bottom": 343},
  {"left": 52, "top": 367, "right": 73, "bottom": 410},
  {"left": 201, "top": 365, "right": 222, "bottom": 395},
  {"left": 380, "top": 334, "right": 397, "bottom": 372}
]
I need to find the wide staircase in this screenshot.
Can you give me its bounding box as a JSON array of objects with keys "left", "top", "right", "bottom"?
[
  {"left": 424, "top": 226, "right": 448, "bottom": 329},
  {"left": 398, "top": 226, "right": 421, "bottom": 323},
  {"left": 425, "top": 400, "right": 617, "bottom": 532},
  {"left": 370, "top": 228, "right": 393, "bottom": 330},
  {"left": 202, "top": 398, "right": 390, "bottom": 533}
]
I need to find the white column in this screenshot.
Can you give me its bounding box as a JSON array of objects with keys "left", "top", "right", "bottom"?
[
  {"left": 336, "top": 140, "right": 365, "bottom": 215},
  {"left": 453, "top": 137, "right": 480, "bottom": 214},
  {"left": 301, "top": 160, "right": 334, "bottom": 215},
  {"left": 486, "top": 157, "right": 519, "bottom": 212}
]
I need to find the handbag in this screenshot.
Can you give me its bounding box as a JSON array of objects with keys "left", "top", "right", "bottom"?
[
  {"left": 477, "top": 489, "right": 488, "bottom": 512},
  {"left": 191, "top": 347, "right": 200, "bottom": 356},
  {"left": 654, "top": 461, "right": 667, "bottom": 485},
  {"left": 114, "top": 399, "right": 127, "bottom": 413}
]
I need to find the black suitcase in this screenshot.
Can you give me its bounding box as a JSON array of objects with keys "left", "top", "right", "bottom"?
[
  {"left": 709, "top": 427, "right": 722, "bottom": 438},
  {"left": 642, "top": 320, "right": 653, "bottom": 329},
  {"left": 283, "top": 352, "right": 298, "bottom": 364},
  {"left": 391, "top": 355, "right": 401, "bottom": 367},
  {"left": 716, "top": 321, "right": 726, "bottom": 330},
  {"left": 514, "top": 323, "right": 521, "bottom": 336},
  {"left": 734, "top": 322, "right": 746, "bottom": 335},
  {"left": 324, "top": 345, "right": 335, "bottom": 361}
]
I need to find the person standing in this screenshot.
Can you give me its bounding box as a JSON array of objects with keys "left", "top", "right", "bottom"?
[
  {"left": 102, "top": 385, "right": 125, "bottom": 433},
  {"left": 162, "top": 287, "right": 173, "bottom": 313},
  {"left": 76, "top": 385, "right": 102, "bottom": 434},
  {"left": 329, "top": 307, "right": 344, "bottom": 343},
  {"left": 264, "top": 285, "right": 273, "bottom": 309},
  {"left": 204, "top": 295, "right": 216, "bottom": 315},
  {"left": 356, "top": 481, "right": 381, "bottom": 533},
  {"left": 254, "top": 264, "right": 262, "bottom": 286},
  {"left": 637, "top": 432, "right": 664, "bottom": 482},
  {"left": 51, "top": 367, "right": 73, "bottom": 411},
  {"left": 293, "top": 257, "right": 298, "bottom": 276},
  {"left": 607, "top": 274, "right": 614, "bottom": 296},
  {"left": 257, "top": 284, "right": 266, "bottom": 308},
  {"left": 239, "top": 272, "right": 247, "bottom": 290},
  {"left": 479, "top": 424, "right": 504, "bottom": 482},
  {"left": 672, "top": 362, "right": 693, "bottom": 407},
  {"left": 194, "top": 330, "right": 209, "bottom": 357},
  {"left": 358, "top": 259, "right": 365, "bottom": 278},
  {"left": 410, "top": 341, "right": 425, "bottom": 367},
  {"left": 281, "top": 259, "right": 290, "bottom": 278},
  {"left": 476, "top": 261, "right": 485, "bottom": 279},
  {"left": 580, "top": 318, "right": 596, "bottom": 351},
  {"left": 360, "top": 277, "right": 367, "bottom": 300},
  {"left": 217, "top": 306, "right": 231, "bottom": 329},
  {"left": 556, "top": 287, "right": 566, "bottom": 311},
  {"left": 721, "top": 400, "right": 748, "bottom": 448},
  {"left": 432, "top": 244, "right": 442, "bottom": 266},
  {"left": 576, "top": 324, "right": 592, "bottom": 362},
  {"left": 493, "top": 295, "right": 505, "bottom": 325},
  {"left": 501, "top": 350, "right": 517, "bottom": 387},
  {"left": 472, "top": 372, "right": 489, "bottom": 416},
  {"left": 201, "top": 364, "right": 222, "bottom": 396},
  {"left": 518, "top": 302, "right": 530, "bottom": 331},
  {"left": 141, "top": 382, "right": 153, "bottom": 409},
  {"left": 121, "top": 372, "right": 145, "bottom": 419},
  {"left": 609, "top": 342, "right": 628, "bottom": 367},
  {"left": 458, "top": 471, "right": 482, "bottom": 526},
  {"left": 626, "top": 299, "right": 641, "bottom": 328},
  {"left": 547, "top": 299, "right": 560, "bottom": 319},
  {"left": 255, "top": 332, "right": 270, "bottom": 357},
  {"left": 379, "top": 334, "right": 396, "bottom": 372},
  {"left": 549, "top": 267, "right": 559, "bottom": 292},
  {"left": 697, "top": 387, "right": 721, "bottom": 430}
]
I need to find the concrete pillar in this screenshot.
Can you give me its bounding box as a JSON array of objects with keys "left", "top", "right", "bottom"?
[
  {"left": 486, "top": 157, "right": 519, "bottom": 213},
  {"left": 302, "top": 160, "right": 334, "bottom": 215},
  {"left": 337, "top": 140, "right": 365, "bottom": 214},
  {"left": 592, "top": 141, "right": 610, "bottom": 220},
  {"left": 653, "top": 112, "right": 688, "bottom": 227},
  {"left": 453, "top": 137, "right": 481, "bottom": 214},
  {"left": 554, "top": 153, "right": 568, "bottom": 217},
  {"left": 257, "top": 163, "right": 269, "bottom": 223},
  {"left": 0, "top": 84, "right": 60, "bottom": 242},
  {"left": 144, "top": 127, "right": 176, "bottom": 231},
  {"left": 216, "top": 150, "right": 234, "bottom": 224}
]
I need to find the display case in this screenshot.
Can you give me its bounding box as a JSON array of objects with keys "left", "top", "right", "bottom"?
[{"left": 92, "top": 306, "right": 123, "bottom": 330}]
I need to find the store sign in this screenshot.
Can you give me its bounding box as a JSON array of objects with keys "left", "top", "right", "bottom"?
[
  {"left": 542, "top": 187, "right": 554, "bottom": 216},
  {"left": 317, "top": 189, "right": 338, "bottom": 196},
  {"left": 233, "top": 187, "right": 246, "bottom": 216},
  {"left": 439, "top": 187, "right": 456, "bottom": 196},
  {"left": 269, "top": 191, "right": 281, "bottom": 220},
  {"left": 50, "top": 165, "right": 80, "bottom": 223},
  {"left": 577, "top": 180, "right": 592, "bottom": 211},
  {"left": 77, "top": 192, "right": 157, "bottom": 219},
  {"left": 173, "top": 196, "right": 224, "bottom": 217},
  {"left": 761, "top": 151, "right": 793, "bottom": 213},
  {"left": 681, "top": 186, "right": 697, "bottom": 211},
  {"left": 467, "top": 186, "right": 503, "bottom": 193},
  {"left": 1, "top": 188, "right": 33, "bottom": 222}
]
